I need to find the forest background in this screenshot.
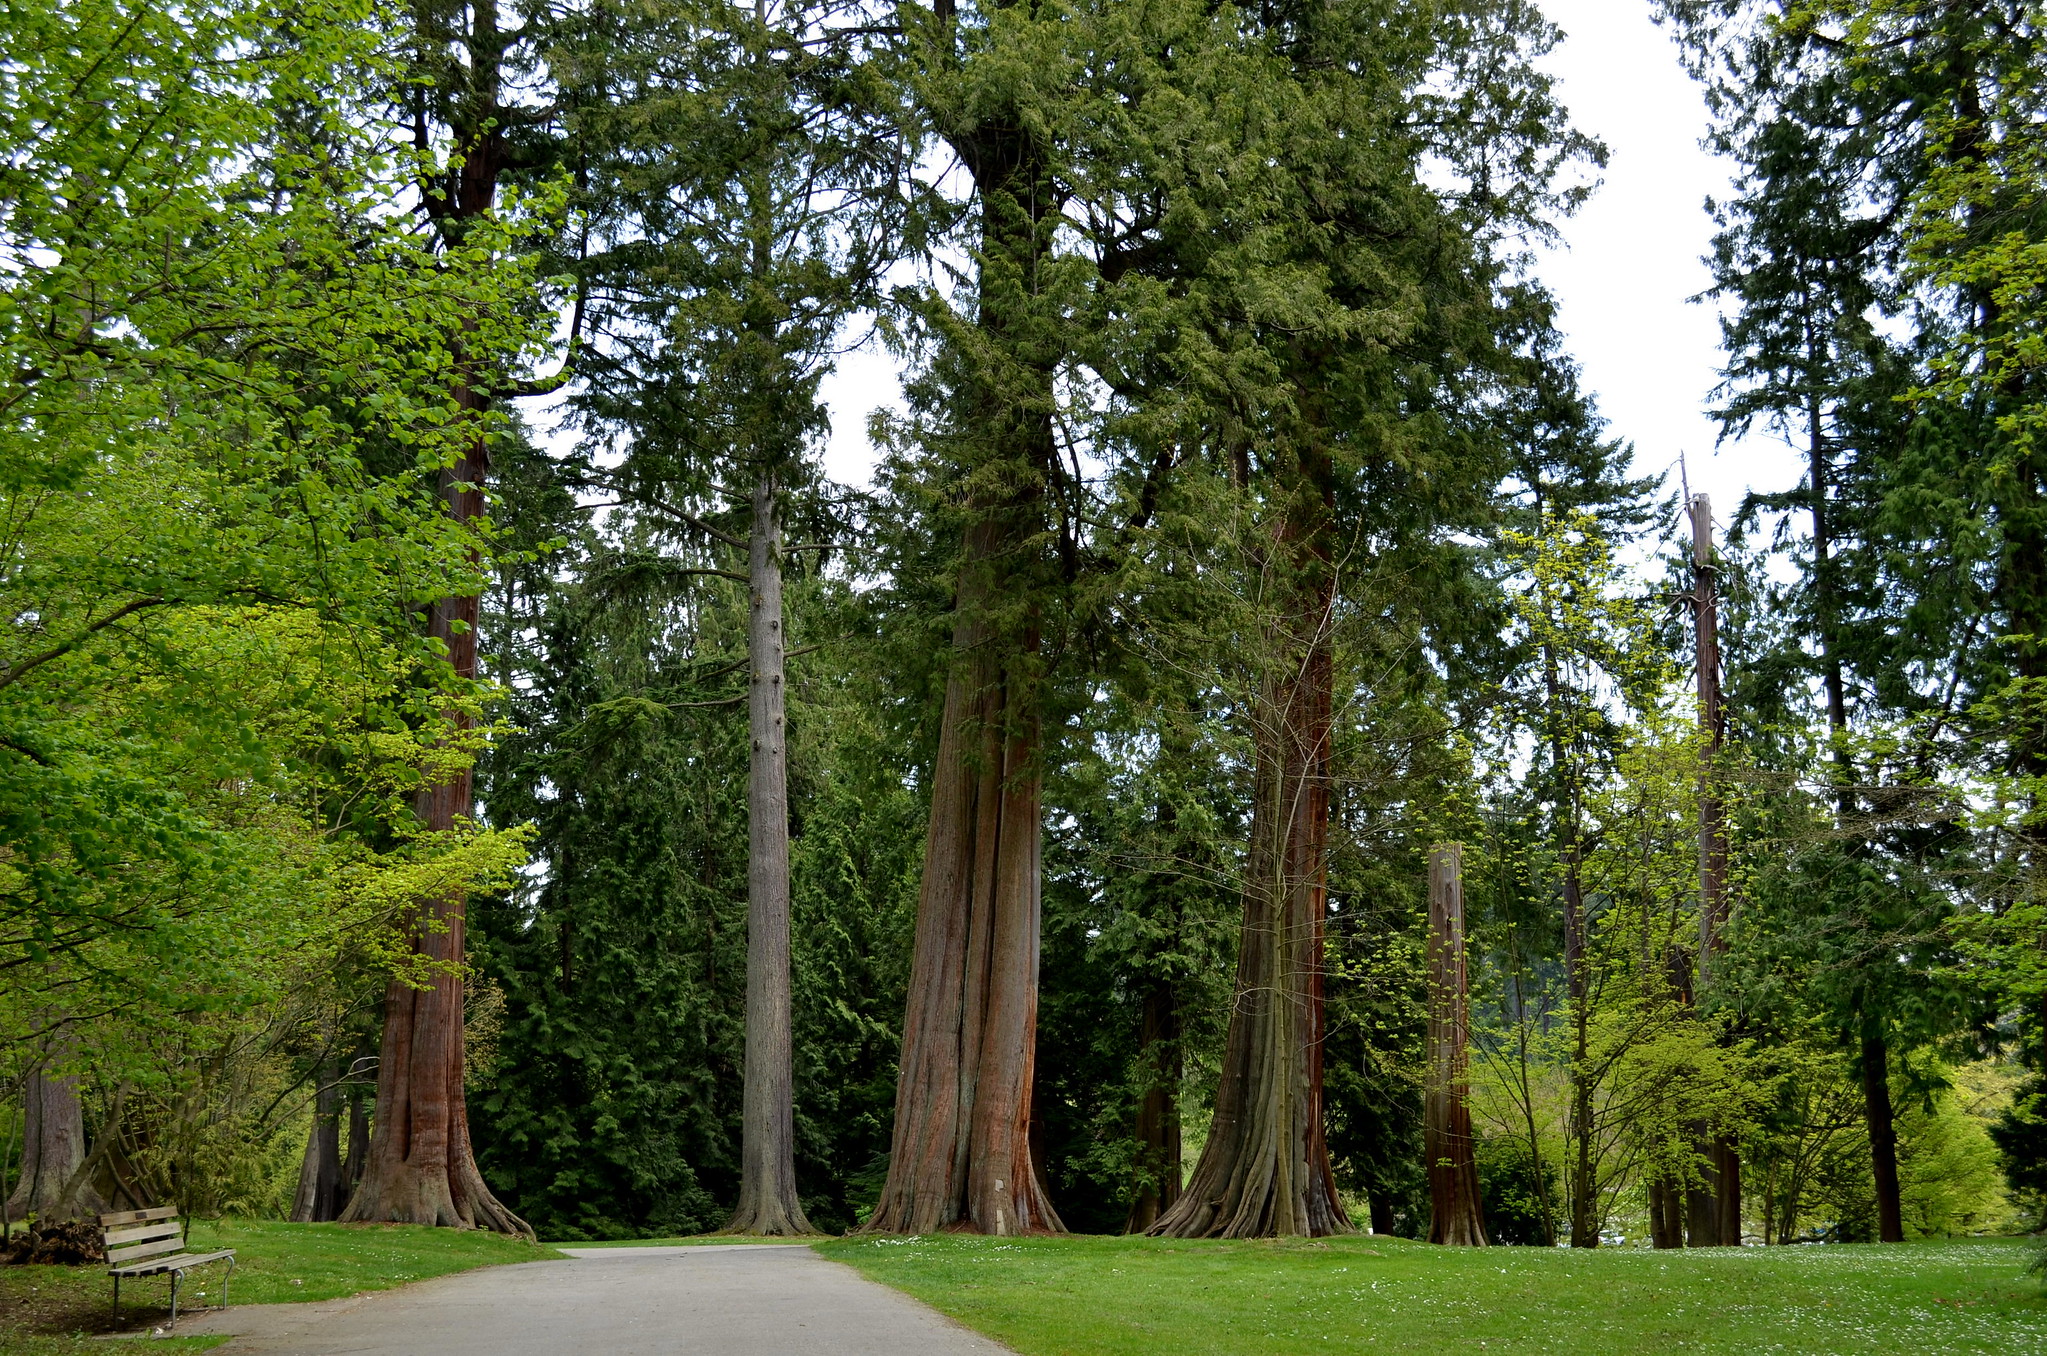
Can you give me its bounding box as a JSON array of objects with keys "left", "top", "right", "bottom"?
[{"left": 0, "top": 0, "right": 2043, "bottom": 1256}]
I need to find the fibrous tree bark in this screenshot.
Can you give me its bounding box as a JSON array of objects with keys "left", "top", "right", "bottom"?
[
  {"left": 343, "top": 0, "right": 539, "bottom": 1238},
  {"left": 865, "top": 0, "right": 1067, "bottom": 1236},
  {"left": 1152, "top": 469, "right": 1351, "bottom": 1239},
  {"left": 866, "top": 522, "right": 1061, "bottom": 1236},
  {"left": 4, "top": 1066, "right": 103, "bottom": 1225},
  {"left": 1425, "top": 844, "right": 1486, "bottom": 1246},
  {"left": 726, "top": 469, "right": 813, "bottom": 1236},
  {"left": 342, "top": 418, "right": 528, "bottom": 1237},
  {"left": 1687, "top": 493, "right": 1742, "bottom": 1247}
]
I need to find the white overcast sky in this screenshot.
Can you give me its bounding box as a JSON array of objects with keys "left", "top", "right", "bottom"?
[{"left": 817, "top": 0, "right": 1803, "bottom": 522}]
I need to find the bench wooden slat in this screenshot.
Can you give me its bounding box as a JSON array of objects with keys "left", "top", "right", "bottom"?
[
  {"left": 110, "top": 1248, "right": 234, "bottom": 1278},
  {"left": 99, "top": 1206, "right": 178, "bottom": 1227},
  {"left": 109, "top": 1236, "right": 187, "bottom": 1267},
  {"left": 105, "top": 1221, "right": 182, "bottom": 1247}
]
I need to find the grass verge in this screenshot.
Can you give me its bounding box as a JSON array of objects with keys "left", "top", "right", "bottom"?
[
  {"left": 817, "top": 1232, "right": 2047, "bottom": 1355},
  {"left": 0, "top": 1218, "right": 562, "bottom": 1352}
]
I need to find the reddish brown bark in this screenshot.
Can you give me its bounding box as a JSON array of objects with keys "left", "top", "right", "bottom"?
[
  {"left": 1425, "top": 845, "right": 1486, "bottom": 1246},
  {"left": 866, "top": 523, "right": 1062, "bottom": 1236},
  {"left": 1152, "top": 480, "right": 1351, "bottom": 1239},
  {"left": 341, "top": 419, "right": 527, "bottom": 1237}
]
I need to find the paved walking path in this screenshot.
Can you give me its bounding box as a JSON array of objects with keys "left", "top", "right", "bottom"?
[{"left": 178, "top": 1243, "right": 1011, "bottom": 1355}]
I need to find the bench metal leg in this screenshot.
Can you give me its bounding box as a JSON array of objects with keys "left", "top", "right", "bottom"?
[
  {"left": 169, "top": 1269, "right": 179, "bottom": 1328},
  {"left": 222, "top": 1255, "right": 235, "bottom": 1308}
]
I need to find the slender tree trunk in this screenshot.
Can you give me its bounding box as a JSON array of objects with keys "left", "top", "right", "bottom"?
[
  {"left": 1152, "top": 479, "right": 1351, "bottom": 1239},
  {"left": 1563, "top": 851, "right": 1596, "bottom": 1248},
  {"left": 1688, "top": 494, "right": 1741, "bottom": 1246},
  {"left": 1425, "top": 845, "right": 1486, "bottom": 1246},
  {"left": 1125, "top": 980, "right": 1183, "bottom": 1233},
  {"left": 727, "top": 470, "right": 814, "bottom": 1236},
  {"left": 290, "top": 1071, "right": 345, "bottom": 1223},
  {"left": 1806, "top": 379, "right": 1909, "bottom": 1251},
  {"left": 4, "top": 1067, "right": 103, "bottom": 1225},
  {"left": 1860, "top": 1032, "right": 1905, "bottom": 1243}
]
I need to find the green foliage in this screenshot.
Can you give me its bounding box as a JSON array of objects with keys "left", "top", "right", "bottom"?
[
  {"left": 0, "top": 0, "right": 546, "bottom": 1219},
  {"left": 1474, "top": 1133, "right": 1559, "bottom": 1246},
  {"left": 472, "top": 501, "right": 921, "bottom": 1234},
  {"left": 1895, "top": 1076, "right": 2012, "bottom": 1239}
]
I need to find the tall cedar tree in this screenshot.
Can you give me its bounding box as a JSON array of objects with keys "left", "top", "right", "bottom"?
[
  {"left": 1149, "top": 0, "right": 1595, "bottom": 1238},
  {"left": 862, "top": 0, "right": 1081, "bottom": 1236},
  {"left": 345, "top": 0, "right": 558, "bottom": 1235}
]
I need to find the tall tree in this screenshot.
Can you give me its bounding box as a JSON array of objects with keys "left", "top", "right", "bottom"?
[
  {"left": 343, "top": 0, "right": 563, "bottom": 1236},
  {"left": 1664, "top": 0, "right": 2012, "bottom": 1242},
  {"left": 1152, "top": 0, "right": 1596, "bottom": 1240},
  {"left": 861, "top": 0, "right": 1091, "bottom": 1236},
  {"left": 556, "top": 0, "right": 901, "bottom": 1234}
]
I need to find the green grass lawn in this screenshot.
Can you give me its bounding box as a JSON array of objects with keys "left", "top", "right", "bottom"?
[
  {"left": 818, "top": 1232, "right": 2047, "bottom": 1355},
  {"left": 0, "top": 1218, "right": 562, "bottom": 1354}
]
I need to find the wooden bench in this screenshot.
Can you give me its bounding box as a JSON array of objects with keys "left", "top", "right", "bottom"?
[{"left": 100, "top": 1206, "right": 236, "bottom": 1327}]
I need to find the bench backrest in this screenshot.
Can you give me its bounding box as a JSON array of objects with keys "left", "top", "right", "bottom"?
[{"left": 100, "top": 1207, "right": 182, "bottom": 1268}]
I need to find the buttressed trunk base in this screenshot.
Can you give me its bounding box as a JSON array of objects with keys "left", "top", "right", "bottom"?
[
  {"left": 342, "top": 447, "right": 528, "bottom": 1239},
  {"left": 866, "top": 524, "right": 1062, "bottom": 1237},
  {"left": 1151, "top": 547, "right": 1351, "bottom": 1239}
]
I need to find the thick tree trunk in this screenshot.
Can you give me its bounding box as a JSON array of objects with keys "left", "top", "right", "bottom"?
[
  {"left": 1152, "top": 491, "right": 1351, "bottom": 1239},
  {"left": 1861, "top": 1032, "right": 1905, "bottom": 1243},
  {"left": 4, "top": 1067, "right": 103, "bottom": 1224},
  {"left": 290, "top": 1072, "right": 345, "bottom": 1223},
  {"left": 866, "top": 519, "right": 1061, "bottom": 1236},
  {"left": 727, "top": 471, "right": 814, "bottom": 1236},
  {"left": 1425, "top": 845, "right": 1486, "bottom": 1246},
  {"left": 1125, "top": 980, "right": 1182, "bottom": 1233},
  {"left": 342, "top": 427, "right": 528, "bottom": 1237}
]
